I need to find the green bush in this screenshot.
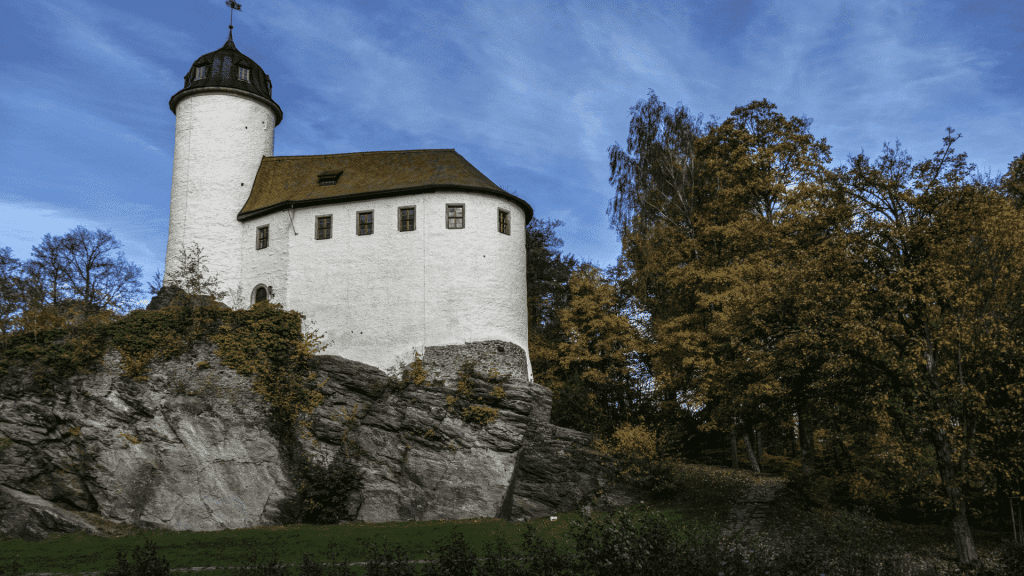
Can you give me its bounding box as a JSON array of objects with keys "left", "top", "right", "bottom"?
[
  {"left": 421, "top": 532, "right": 477, "bottom": 576},
  {"left": 362, "top": 538, "right": 417, "bottom": 576},
  {"left": 567, "top": 508, "right": 685, "bottom": 576},
  {"left": 100, "top": 537, "right": 172, "bottom": 576},
  {"left": 274, "top": 451, "right": 365, "bottom": 526},
  {"left": 594, "top": 422, "right": 680, "bottom": 498}
]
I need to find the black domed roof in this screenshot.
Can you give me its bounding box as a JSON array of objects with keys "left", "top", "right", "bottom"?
[{"left": 169, "top": 31, "right": 283, "bottom": 125}]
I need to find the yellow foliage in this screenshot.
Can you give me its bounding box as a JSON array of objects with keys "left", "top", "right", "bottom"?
[
  {"left": 462, "top": 404, "right": 499, "bottom": 426},
  {"left": 403, "top": 351, "right": 428, "bottom": 386},
  {"left": 595, "top": 422, "right": 660, "bottom": 463}
]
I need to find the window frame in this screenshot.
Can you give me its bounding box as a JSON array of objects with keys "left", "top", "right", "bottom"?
[
  {"left": 357, "top": 210, "right": 374, "bottom": 236},
  {"left": 251, "top": 284, "right": 272, "bottom": 305},
  {"left": 446, "top": 204, "right": 465, "bottom": 229},
  {"left": 398, "top": 206, "right": 416, "bottom": 232},
  {"left": 194, "top": 65, "right": 207, "bottom": 81},
  {"left": 498, "top": 209, "right": 511, "bottom": 235},
  {"left": 238, "top": 66, "right": 251, "bottom": 83},
  {"left": 256, "top": 225, "right": 269, "bottom": 250},
  {"left": 315, "top": 215, "right": 333, "bottom": 240}
]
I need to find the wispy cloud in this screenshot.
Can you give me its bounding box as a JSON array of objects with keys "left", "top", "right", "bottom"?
[{"left": 2, "top": 0, "right": 1021, "bottom": 276}]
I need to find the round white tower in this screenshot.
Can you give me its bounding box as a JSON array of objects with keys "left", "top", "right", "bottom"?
[{"left": 165, "top": 31, "right": 282, "bottom": 300}]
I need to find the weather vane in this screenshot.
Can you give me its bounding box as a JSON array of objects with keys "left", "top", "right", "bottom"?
[{"left": 226, "top": 0, "right": 241, "bottom": 30}]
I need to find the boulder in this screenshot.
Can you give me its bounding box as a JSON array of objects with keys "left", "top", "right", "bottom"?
[{"left": 0, "top": 340, "right": 640, "bottom": 542}]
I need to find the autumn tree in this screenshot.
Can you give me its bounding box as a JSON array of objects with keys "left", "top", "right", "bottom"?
[
  {"left": 826, "top": 132, "right": 1024, "bottom": 566},
  {"left": 606, "top": 90, "right": 1024, "bottom": 565},
  {"left": 534, "top": 263, "right": 645, "bottom": 437},
  {"left": 525, "top": 218, "right": 579, "bottom": 383},
  {"left": 607, "top": 93, "right": 834, "bottom": 472},
  {"left": 999, "top": 152, "right": 1024, "bottom": 208}
]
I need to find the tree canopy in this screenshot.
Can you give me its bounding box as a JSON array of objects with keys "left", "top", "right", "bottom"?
[{"left": 596, "top": 91, "right": 1024, "bottom": 566}]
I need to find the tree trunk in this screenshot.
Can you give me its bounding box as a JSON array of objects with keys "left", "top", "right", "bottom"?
[
  {"left": 798, "top": 410, "right": 815, "bottom": 476},
  {"left": 730, "top": 425, "right": 738, "bottom": 470},
  {"left": 933, "top": 430, "right": 980, "bottom": 566},
  {"left": 755, "top": 429, "right": 763, "bottom": 464},
  {"left": 791, "top": 416, "right": 800, "bottom": 458},
  {"left": 742, "top": 422, "right": 761, "bottom": 473}
]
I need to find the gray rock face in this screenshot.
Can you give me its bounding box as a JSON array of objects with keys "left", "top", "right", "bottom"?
[{"left": 0, "top": 340, "right": 639, "bottom": 542}]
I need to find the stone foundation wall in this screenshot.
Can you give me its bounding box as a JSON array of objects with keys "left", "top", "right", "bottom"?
[{"left": 422, "top": 340, "right": 529, "bottom": 386}]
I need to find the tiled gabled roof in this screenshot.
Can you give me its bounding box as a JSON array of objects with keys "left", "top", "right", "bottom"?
[{"left": 238, "top": 149, "right": 532, "bottom": 222}]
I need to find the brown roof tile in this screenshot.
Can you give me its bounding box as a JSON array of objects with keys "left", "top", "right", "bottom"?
[{"left": 238, "top": 149, "right": 532, "bottom": 222}]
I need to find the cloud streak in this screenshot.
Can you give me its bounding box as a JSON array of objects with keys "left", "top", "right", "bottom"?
[{"left": 1, "top": 0, "right": 1021, "bottom": 283}]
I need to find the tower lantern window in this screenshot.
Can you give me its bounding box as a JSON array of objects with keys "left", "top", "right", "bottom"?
[
  {"left": 194, "top": 65, "right": 207, "bottom": 81},
  {"left": 238, "top": 67, "right": 251, "bottom": 82}
]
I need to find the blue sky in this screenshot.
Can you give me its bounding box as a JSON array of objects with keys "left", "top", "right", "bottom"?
[{"left": 1, "top": 0, "right": 1021, "bottom": 295}]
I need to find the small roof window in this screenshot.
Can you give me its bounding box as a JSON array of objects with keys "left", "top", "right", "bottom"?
[{"left": 318, "top": 171, "right": 343, "bottom": 186}]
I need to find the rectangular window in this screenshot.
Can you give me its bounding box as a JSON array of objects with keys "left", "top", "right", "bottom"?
[
  {"left": 399, "top": 207, "right": 416, "bottom": 232},
  {"left": 238, "top": 67, "right": 251, "bottom": 82},
  {"left": 194, "top": 66, "right": 207, "bottom": 81},
  {"left": 357, "top": 211, "right": 374, "bottom": 235},
  {"left": 256, "top": 225, "right": 269, "bottom": 250},
  {"left": 267, "top": 78, "right": 272, "bottom": 96},
  {"left": 316, "top": 215, "right": 332, "bottom": 240},
  {"left": 446, "top": 204, "right": 465, "bottom": 229},
  {"left": 498, "top": 209, "right": 511, "bottom": 235}
]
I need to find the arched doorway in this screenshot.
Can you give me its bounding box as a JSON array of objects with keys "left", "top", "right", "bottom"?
[{"left": 253, "top": 285, "right": 269, "bottom": 305}]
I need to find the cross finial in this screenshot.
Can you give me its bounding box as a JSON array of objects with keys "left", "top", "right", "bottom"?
[{"left": 226, "top": 0, "right": 242, "bottom": 31}]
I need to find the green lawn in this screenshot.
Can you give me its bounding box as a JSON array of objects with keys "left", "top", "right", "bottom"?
[
  {"left": 0, "top": 460, "right": 738, "bottom": 576},
  {"left": 2, "top": 461, "right": 1015, "bottom": 576}
]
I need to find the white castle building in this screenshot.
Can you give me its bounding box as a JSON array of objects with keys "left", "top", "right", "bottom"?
[{"left": 164, "top": 32, "right": 533, "bottom": 379}]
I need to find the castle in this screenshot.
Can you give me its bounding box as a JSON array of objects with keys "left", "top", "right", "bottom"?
[{"left": 163, "top": 30, "right": 533, "bottom": 379}]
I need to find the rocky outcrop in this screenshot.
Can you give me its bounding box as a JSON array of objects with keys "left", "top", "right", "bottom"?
[{"left": 0, "top": 340, "right": 639, "bottom": 542}]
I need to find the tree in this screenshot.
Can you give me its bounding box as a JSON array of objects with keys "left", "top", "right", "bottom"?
[
  {"left": 1000, "top": 153, "right": 1024, "bottom": 208},
  {"left": 828, "top": 131, "right": 1024, "bottom": 566},
  {"left": 0, "top": 247, "right": 22, "bottom": 339},
  {"left": 23, "top": 233, "right": 67, "bottom": 309},
  {"left": 535, "top": 264, "right": 643, "bottom": 437},
  {"left": 161, "top": 242, "right": 228, "bottom": 306},
  {"left": 606, "top": 92, "right": 1024, "bottom": 565},
  {"left": 607, "top": 94, "right": 834, "bottom": 472},
  {"left": 22, "top": 226, "right": 143, "bottom": 317},
  {"left": 525, "top": 218, "right": 578, "bottom": 385}
]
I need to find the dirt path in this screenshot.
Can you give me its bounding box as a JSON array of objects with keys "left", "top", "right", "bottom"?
[{"left": 719, "top": 473, "right": 786, "bottom": 540}]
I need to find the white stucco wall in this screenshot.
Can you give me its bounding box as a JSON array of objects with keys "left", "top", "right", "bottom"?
[
  {"left": 237, "top": 210, "right": 291, "bottom": 307},
  {"left": 166, "top": 92, "right": 275, "bottom": 294},
  {"left": 237, "top": 191, "right": 532, "bottom": 380}
]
